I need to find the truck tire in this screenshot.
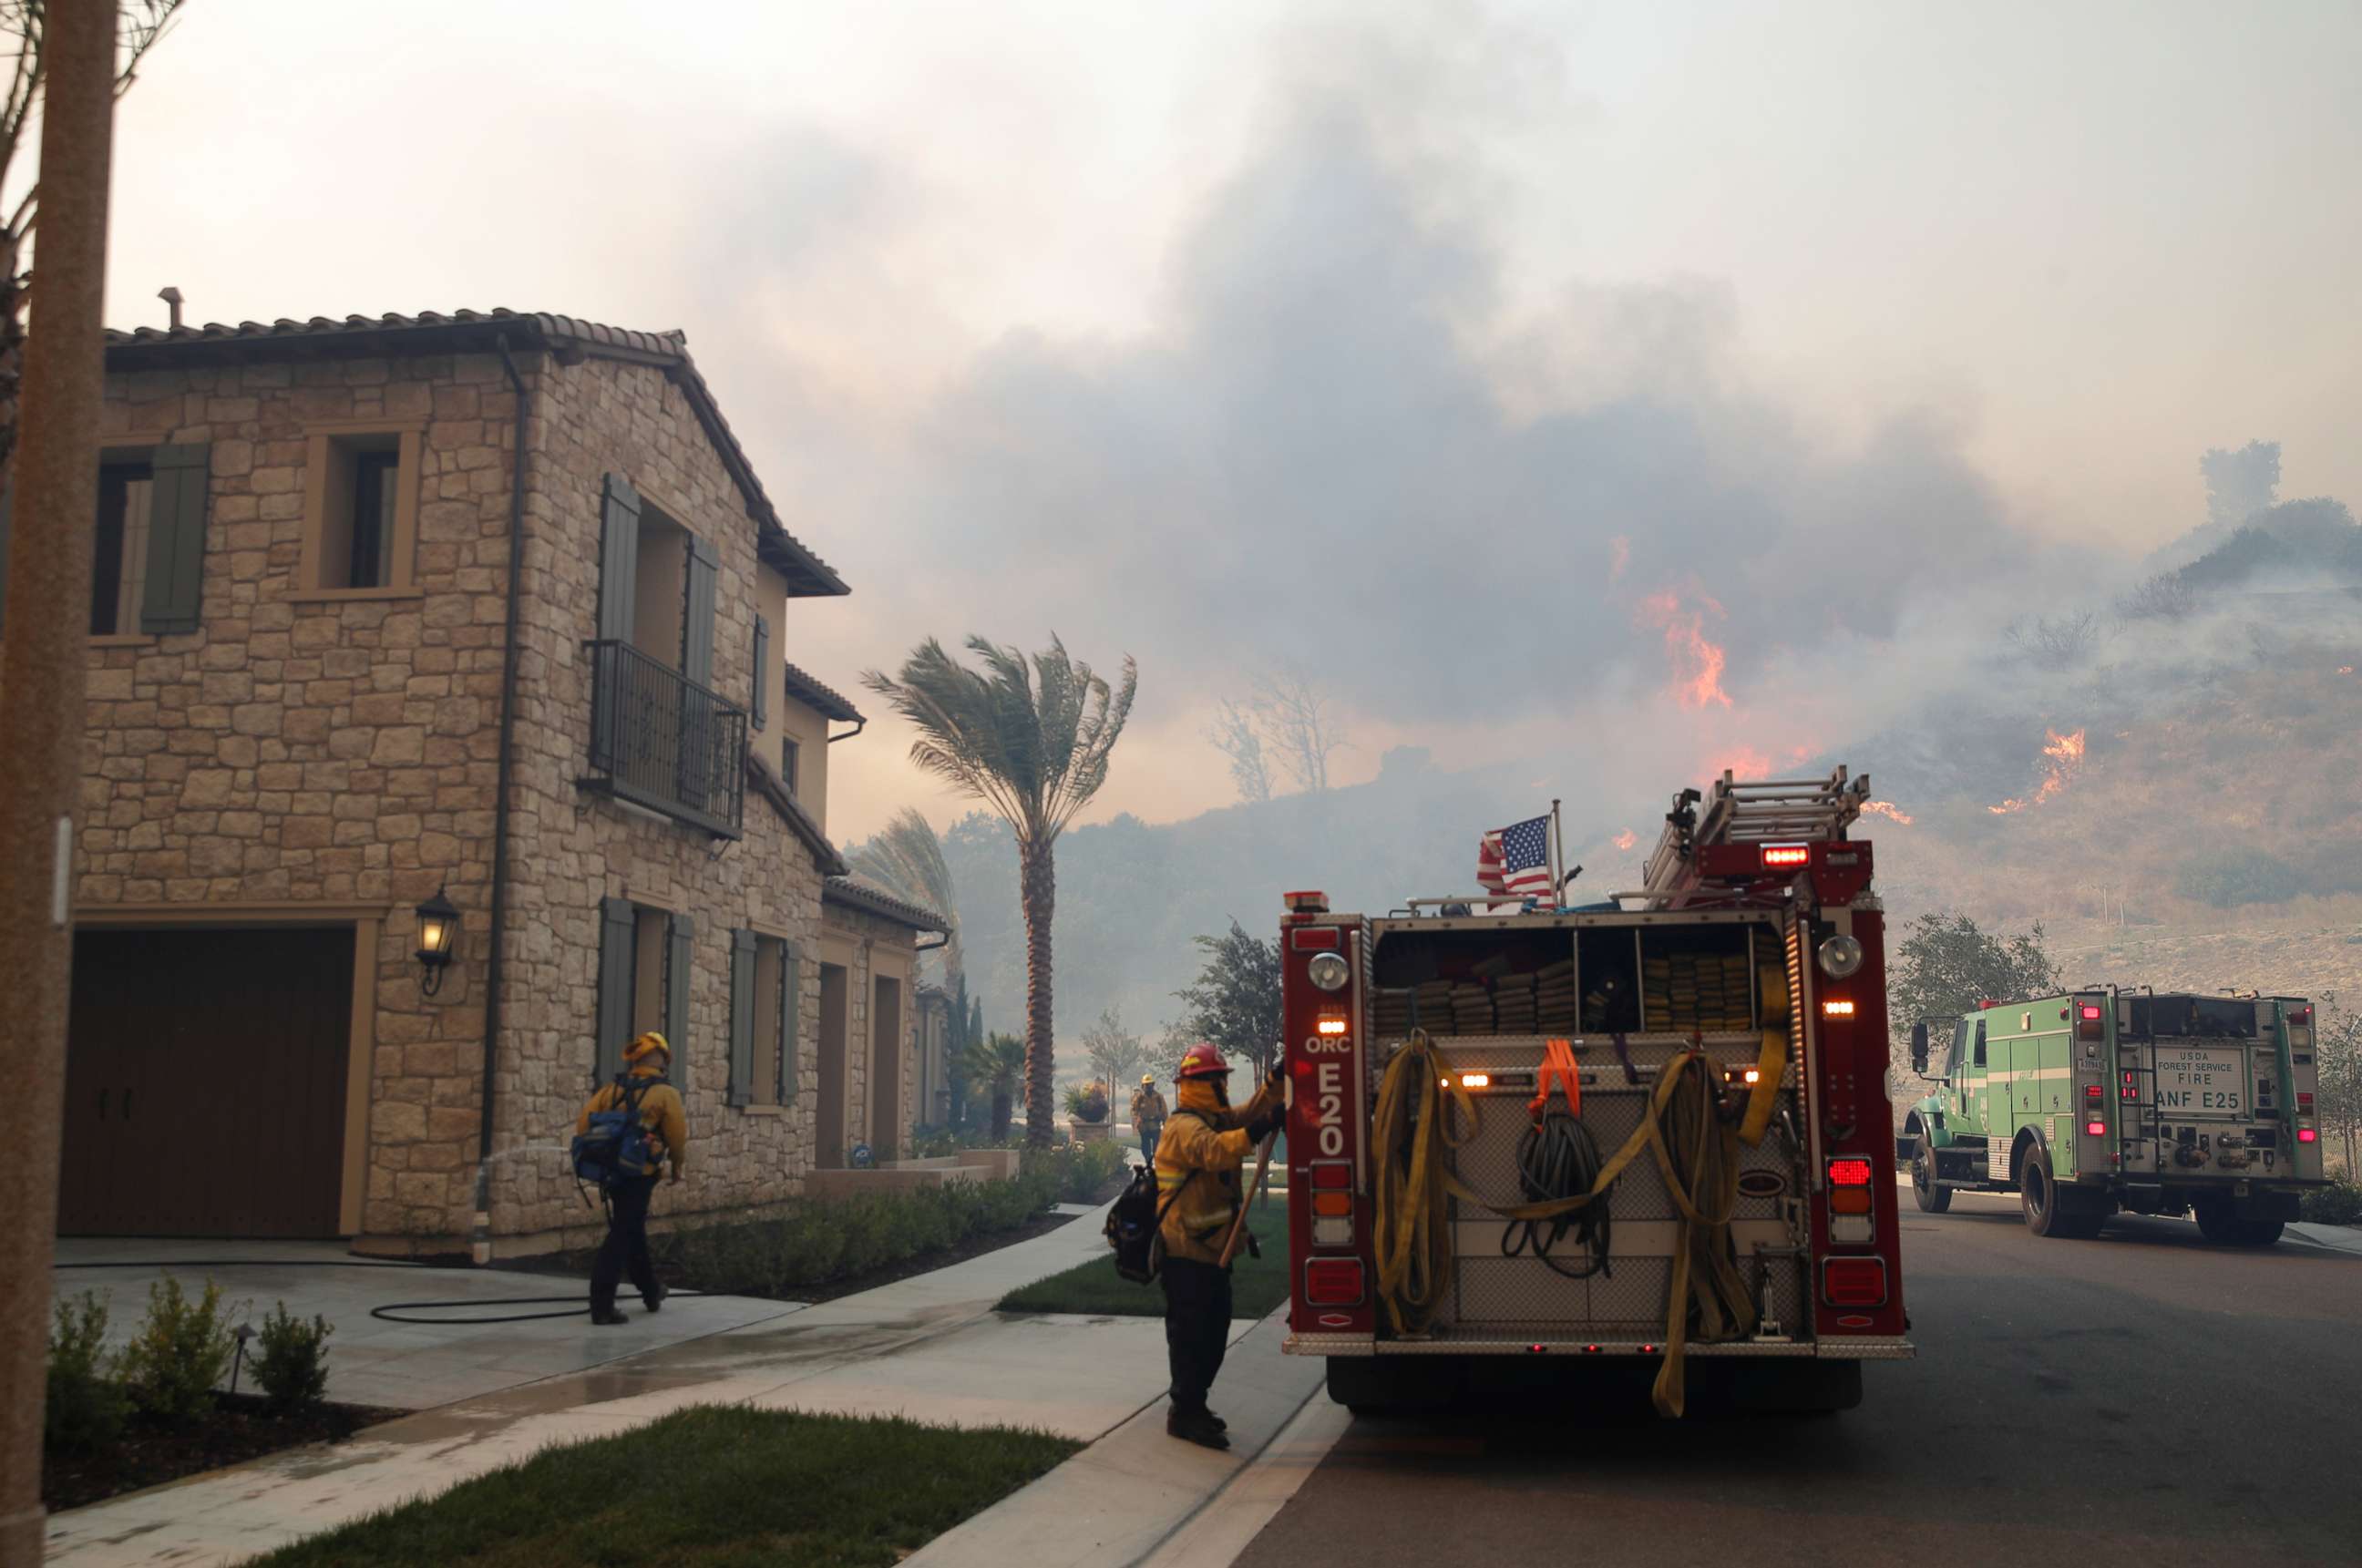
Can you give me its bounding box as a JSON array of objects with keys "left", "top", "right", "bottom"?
[
  {"left": 2020, "top": 1147, "right": 2102, "bottom": 1239},
  {"left": 1911, "top": 1133, "right": 1952, "bottom": 1214},
  {"left": 2193, "top": 1202, "right": 2283, "bottom": 1247},
  {"left": 1725, "top": 1358, "right": 1864, "bottom": 1415}
]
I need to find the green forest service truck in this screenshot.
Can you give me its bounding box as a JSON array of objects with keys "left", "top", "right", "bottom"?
[{"left": 1899, "top": 991, "right": 2326, "bottom": 1245}]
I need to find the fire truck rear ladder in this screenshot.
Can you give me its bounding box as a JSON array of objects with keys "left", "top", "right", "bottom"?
[{"left": 1632, "top": 766, "right": 1872, "bottom": 909}]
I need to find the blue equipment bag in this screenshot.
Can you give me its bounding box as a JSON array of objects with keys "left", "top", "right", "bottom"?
[{"left": 570, "top": 1073, "right": 664, "bottom": 1188}]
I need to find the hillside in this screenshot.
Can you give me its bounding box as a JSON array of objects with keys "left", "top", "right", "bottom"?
[{"left": 918, "top": 524, "right": 2362, "bottom": 1072}]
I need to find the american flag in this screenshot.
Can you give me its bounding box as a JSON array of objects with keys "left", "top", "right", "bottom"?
[{"left": 1477, "top": 815, "right": 1554, "bottom": 900}]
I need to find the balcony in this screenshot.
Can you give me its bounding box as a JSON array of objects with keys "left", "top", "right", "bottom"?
[{"left": 582, "top": 639, "right": 746, "bottom": 838}]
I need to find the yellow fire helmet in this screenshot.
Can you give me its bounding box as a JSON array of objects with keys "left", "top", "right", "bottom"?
[
  {"left": 623, "top": 1030, "right": 672, "bottom": 1064},
  {"left": 1142, "top": 1073, "right": 1157, "bottom": 1085}
]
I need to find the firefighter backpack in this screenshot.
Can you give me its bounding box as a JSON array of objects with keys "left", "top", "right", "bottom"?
[
  {"left": 1105, "top": 1153, "right": 1198, "bottom": 1284},
  {"left": 570, "top": 1073, "right": 664, "bottom": 1188}
]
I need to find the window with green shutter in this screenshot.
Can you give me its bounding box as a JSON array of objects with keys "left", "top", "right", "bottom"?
[
  {"left": 728, "top": 929, "right": 757, "bottom": 1110},
  {"left": 139, "top": 443, "right": 210, "bottom": 635}
]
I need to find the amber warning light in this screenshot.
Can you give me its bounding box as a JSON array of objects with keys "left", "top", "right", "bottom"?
[
  {"left": 1822, "top": 999, "right": 1856, "bottom": 1018},
  {"left": 1316, "top": 1019, "right": 1349, "bottom": 1036}
]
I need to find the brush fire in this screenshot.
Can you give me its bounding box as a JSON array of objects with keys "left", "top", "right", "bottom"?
[
  {"left": 1988, "top": 727, "right": 2087, "bottom": 815},
  {"left": 1636, "top": 589, "right": 1732, "bottom": 710}
]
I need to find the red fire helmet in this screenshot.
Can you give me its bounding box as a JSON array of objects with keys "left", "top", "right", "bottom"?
[{"left": 1176, "top": 1041, "right": 1233, "bottom": 1080}]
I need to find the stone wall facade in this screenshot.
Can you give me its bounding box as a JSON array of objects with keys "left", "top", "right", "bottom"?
[{"left": 54, "top": 334, "right": 888, "bottom": 1254}]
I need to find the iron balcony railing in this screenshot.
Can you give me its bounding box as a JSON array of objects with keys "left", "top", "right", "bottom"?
[{"left": 584, "top": 639, "right": 746, "bottom": 838}]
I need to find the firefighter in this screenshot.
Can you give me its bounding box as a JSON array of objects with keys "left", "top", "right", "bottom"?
[
  {"left": 1131, "top": 1072, "right": 1170, "bottom": 1166},
  {"left": 1155, "top": 1041, "right": 1284, "bottom": 1450},
  {"left": 576, "top": 1030, "right": 688, "bottom": 1326}
]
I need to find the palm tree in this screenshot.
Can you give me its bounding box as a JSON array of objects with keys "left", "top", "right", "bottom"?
[
  {"left": 864, "top": 636, "right": 1137, "bottom": 1148},
  {"left": 958, "top": 1030, "right": 1028, "bottom": 1143},
  {"left": 847, "top": 807, "right": 962, "bottom": 989}
]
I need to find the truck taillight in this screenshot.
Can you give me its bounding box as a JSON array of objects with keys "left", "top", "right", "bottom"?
[
  {"left": 1311, "top": 1163, "right": 1351, "bottom": 1189},
  {"left": 2084, "top": 1084, "right": 2102, "bottom": 1100},
  {"left": 1762, "top": 845, "right": 1810, "bottom": 867},
  {"left": 1304, "top": 1259, "right": 1364, "bottom": 1305},
  {"left": 2085, "top": 1120, "right": 2107, "bottom": 1136},
  {"left": 2296, "top": 1092, "right": 2314, "bottom": 1109},
  {"left": 2297, "top": 1125, "right": 2317, "bottom": 1143},
  {"left": 1822, "top": 1257, "right": 1887, "bottom": 1307},
  {"left": 2077, "top": 1001, "right": 2104, "bottom": 1041},
  {"left": 1827, "top": 1157, "right": 1873, "bottom": 1186}
]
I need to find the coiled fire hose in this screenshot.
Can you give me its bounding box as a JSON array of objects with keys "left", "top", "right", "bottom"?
[
  {"left": 1371, "top": 1028, "right": 1771, "bottom": 1417},
  {"left": 1504, "top": 1108, "right": 1611, "bottom": 1279}
]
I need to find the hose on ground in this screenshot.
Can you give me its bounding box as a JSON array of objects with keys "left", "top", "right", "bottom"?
[
  {"left": 1370, "top": 1029, "right": 1761, "bottom": 1417},
  {"left": 369, "top": 1291, "right": 704, "bottom": 1326}
]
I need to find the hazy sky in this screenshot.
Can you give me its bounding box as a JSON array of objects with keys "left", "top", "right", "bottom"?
[{"left": 98, "top": 1, "right": 2362, "bottom": 838}]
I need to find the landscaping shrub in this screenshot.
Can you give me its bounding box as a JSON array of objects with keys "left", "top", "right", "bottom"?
[
  {"left": 1023, "top": 1140, "right": 1129, "bottom": 1204},
  {"left": 2299, "top": 1182, "right": 2362, "bottom": 1226},
  {"left": 46, "top": 1289, "right": 128, "bottom": 1454},
  {"left": 655, "top": 1172, "right": 1062, "bottom": 1296},
  {"left": 251, "top": 1302, "right": 334, "bottom": 1412},
  {"left": 118, "top": 1275, "right": 237, "bottom": 1425}
]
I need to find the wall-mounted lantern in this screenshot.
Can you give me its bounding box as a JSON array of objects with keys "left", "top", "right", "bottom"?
[{"left": 415, "top": 885, "right": 461, "bottom": 996}]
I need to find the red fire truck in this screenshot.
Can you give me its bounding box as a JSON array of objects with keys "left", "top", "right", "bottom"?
[{"left": 1276, "top": 768, "right": 1912, "bottom": 1416}]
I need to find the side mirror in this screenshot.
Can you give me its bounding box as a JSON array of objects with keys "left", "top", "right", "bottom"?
[{"left": 1909, "top": 1021, "right": 1929, "bottom": 1075}]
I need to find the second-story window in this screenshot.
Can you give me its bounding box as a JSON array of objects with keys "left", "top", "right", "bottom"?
[
  {"left": 90, "top": 460, "right": 154, "bottom": 636},
  {"left": 782, "top": 736, "right": 801, "bottom": 796},
  {"left": 301, "top": 425, "right": 420, "bottom": 597}
]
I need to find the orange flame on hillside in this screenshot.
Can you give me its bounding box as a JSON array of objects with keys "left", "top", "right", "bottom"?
[
  {"left": 1612, "top": 829, "right": 1638, "bottom": 851},
  {"left": 1862, "top": 800, "right": 1913, "bottom": 825},
  {"left": 1987, "top": 728, "right": 2086, "bottom": 815},
  {"left": 1636, "top": 590, "right": 1732, "bottom": 709}
]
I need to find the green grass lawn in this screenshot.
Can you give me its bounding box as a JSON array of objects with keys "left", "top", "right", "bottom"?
[
  {"left": 996, "top": 1242, "right": 1290, "bottom": 1319},
  {"left": 253, "top": 1406, "right": 1077, "bottom": 1568}
]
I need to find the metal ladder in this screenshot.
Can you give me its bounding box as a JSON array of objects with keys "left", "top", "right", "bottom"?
[{"left": 1636, "top": 766, "right": 1873, "bottom": 907}]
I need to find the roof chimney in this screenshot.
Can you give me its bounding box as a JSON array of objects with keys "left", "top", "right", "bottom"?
[{"left": 158, "top": 285, "right": 182, "bottom": 330}]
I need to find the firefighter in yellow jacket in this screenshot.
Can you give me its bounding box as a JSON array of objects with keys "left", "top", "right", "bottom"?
[
  {"left": 1155, "top": 1041, "right": 1284, "bottom": 1449},
  {"left": 575, "top": 1031, "right": 688, "bottom": 1325}
]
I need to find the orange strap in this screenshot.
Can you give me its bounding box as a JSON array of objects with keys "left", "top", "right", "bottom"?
[{"left": 1530, "top": 1036, "right": 1582, "bottom": 1120}]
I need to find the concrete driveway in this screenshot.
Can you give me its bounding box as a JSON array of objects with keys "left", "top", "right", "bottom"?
[{"left": 49, "top": 1236, "right": 801, "bottom": 1411}]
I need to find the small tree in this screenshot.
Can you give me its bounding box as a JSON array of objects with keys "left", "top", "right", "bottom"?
[
  {"left": 1174, "top": 919, "right": 1283, "bottom": 1079},
  {"left": 1251, "top": 669, "right": 1349, "bottom": 794},
  {"left": 2315, "top": 994, "right": 2362, "bottom": 1182},
  {"left": 1887, "top": 912, "right": 2061, "bottom": 1077},
  {"left": 1204, "top": 697, "right": 1273, "bottom": 804},
  {"left": 1081, "top": 1006, "right": 1147, "bottom": 1120}
]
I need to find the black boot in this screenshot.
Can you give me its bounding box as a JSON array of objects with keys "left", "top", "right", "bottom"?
[
  {"left": 643, "top": 1283, "right": 669, "bottom": 1314},
  {"left": 1167, "top": 1408, "right": 1230, "bottom": 1450},
  {"left": 590, "top": 1307, "right": 630, "bottom": 1326}
]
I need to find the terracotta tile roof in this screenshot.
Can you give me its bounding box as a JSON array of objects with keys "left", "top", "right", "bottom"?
[
  {"left": 780, "top": 660, "right": 863, "bottom": 723},
  {"left": 823, "top": 876, "right": 950, "bottom": 933},
  {"left": 102, "top": 308, "right": 848, "bottom": 598}
]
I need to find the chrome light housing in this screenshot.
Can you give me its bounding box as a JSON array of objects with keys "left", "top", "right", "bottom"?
[
  {"left": 1307, "top": 952, "right": 1351, "bottom": 992},
  {"left": 1817, "top": 933, "right": 1864, "bottom": 979}
]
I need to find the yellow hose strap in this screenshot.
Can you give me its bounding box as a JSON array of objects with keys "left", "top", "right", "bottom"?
[{"left": 1737, "top": 1029, "right": 1789, "bottom": 1148}]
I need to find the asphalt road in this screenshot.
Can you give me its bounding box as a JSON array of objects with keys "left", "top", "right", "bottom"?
[{"left": 1233, "top": 1190, "right": 2362, "bottom": 1567}]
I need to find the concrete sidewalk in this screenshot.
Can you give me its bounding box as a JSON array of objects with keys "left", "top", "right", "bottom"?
[
  {"left": 903, "top": 1307, "right": 1330, "bottom": 1568},
  {"left": 47, "top": 1203, "right": 1164, "bottom": 1566},
  {"left": 50, "top": 1237, "right": 797, "bottom": 1411}
]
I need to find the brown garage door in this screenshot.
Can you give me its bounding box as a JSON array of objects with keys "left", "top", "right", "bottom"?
[{"left": 60, "top": 927, "right": 354, "bottom": 1237}]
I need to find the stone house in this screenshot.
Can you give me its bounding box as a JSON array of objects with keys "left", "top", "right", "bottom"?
[{"left": 4, "top": 309, "right": 945, "bottom": 1255}]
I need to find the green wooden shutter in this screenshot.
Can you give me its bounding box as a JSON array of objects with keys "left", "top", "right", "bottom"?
[
  {"left": 683, "top": 532, "right": 718, "bottom": 689},
  {"left": 139, "top": 444, "right": 211, "bottom": 635},
  {"left": 594, "top": 897, "right": 636, "bottom": 1084},
  {"left": 666, "top": 913, "right": 694, "bottom": 1097},
  {"left": 779, "top": 939, "right": 801, "bottom": 1104},
  {"left": 750, "top": 614, "right": 769, "bottom": 730},
  {"left": 727, "top": 928, "right": 756, "bottom": 1109},
  {"left": 598, "top": 474, "right": 642, "bottom": 645}
]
